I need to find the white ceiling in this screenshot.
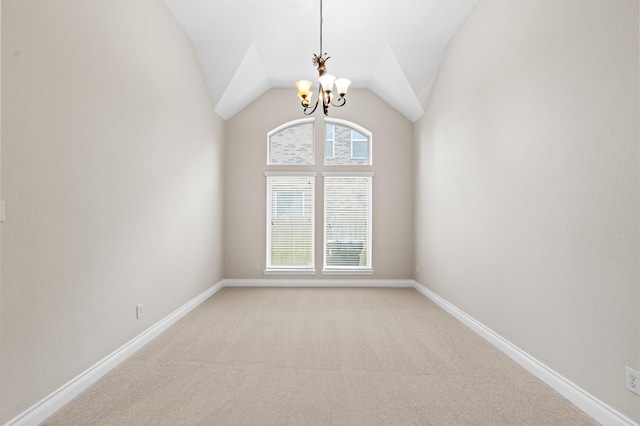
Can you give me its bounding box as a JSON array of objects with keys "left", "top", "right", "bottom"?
[{"left": 163, "top": 0, "right": 478, "bottom": 121}]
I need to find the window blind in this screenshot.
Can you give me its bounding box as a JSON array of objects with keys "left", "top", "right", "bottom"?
[
  {"left": 266, "top": 173, "right": 316, "bottom": 272},
  {"left": 323, "top": 173, "right": 373, "bottom": 271}
]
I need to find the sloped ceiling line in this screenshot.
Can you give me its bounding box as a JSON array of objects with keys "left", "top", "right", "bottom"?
[
  {"left": 163, "top": 0, "right": 478, "bottom": 121},
  {"left": 214, "top": 43, "right": 270, "bottom": 120},
  {"left": 370, "top": 44, "right": 425, "bottom": 123}
]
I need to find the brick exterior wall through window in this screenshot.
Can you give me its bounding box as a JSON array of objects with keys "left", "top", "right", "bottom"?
[
  {"left": 325, "top": 124, "right": 370, "bottom": 165},
  {"left": 269, "top": 122, "right": 314, "bottom": 165}
]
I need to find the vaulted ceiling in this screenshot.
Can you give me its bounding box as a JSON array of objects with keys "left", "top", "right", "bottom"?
[{"left": 163, "top": 0, "right": 478, "bottom": 122}]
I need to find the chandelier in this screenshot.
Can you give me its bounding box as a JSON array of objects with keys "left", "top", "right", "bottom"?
[{"left": 295, "top": 0, "right": 350, "bottom": 115}]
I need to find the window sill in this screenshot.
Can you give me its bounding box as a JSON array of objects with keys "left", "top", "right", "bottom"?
[
  {"left": 322, "top": 269, "right": 374, "bottom": 275},
  {"left": 264, "top": 269, "right": 317, "bottom": 275}
]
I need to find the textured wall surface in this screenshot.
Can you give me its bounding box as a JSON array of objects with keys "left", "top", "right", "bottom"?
[
  {"left": 0, "top": 1, "right": 225, "bottom": 422},
  {"left": 225, "top": 88, "right": 414, "bottom": 279},
  {"left": 414, "top": 0, "right": 639, "bottom": 421}
]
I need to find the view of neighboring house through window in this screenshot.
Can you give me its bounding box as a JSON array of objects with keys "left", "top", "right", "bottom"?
[
  {"left": 325, "top": 119, "right": 372, "bottom": 165},
  {"left": 351, "top": 130, "right": 368, "bottom": 159},
  {"left": 266, "top": 118, "right": 372, "bottom": 274},
  {"left": 325, "top": 123, "right": 335, "bottom": 159}
]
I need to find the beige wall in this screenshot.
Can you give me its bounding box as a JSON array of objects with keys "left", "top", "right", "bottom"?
[
  {"left": 3, "top": 0, "right": 637, "bottom": 422},
  {"left": 225, "top": 88, "right": 413, "bottom": 279},
  {"left": 414, "top": 0, "right": 639, "bottom": 421},
  {"left": 0, "top": 1, "right": 226, "bottom": 422}
]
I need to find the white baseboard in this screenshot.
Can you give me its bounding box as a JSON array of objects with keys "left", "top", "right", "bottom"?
[
  {"left": 6, "top": 281, "right": 225, "bottom": 426},
  {"left": 222, "top": 278, "right": 414, "bottom": 288},
  {"left": 8, "top": 280, "right": 635, "bottom": 426},
  {"left": 412, "top": 280, "right": 638, "bottom": 426}
]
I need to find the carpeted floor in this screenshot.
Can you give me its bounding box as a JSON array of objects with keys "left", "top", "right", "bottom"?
[{"left": 43, "top": 287, "right": 597, "bottom": 425}]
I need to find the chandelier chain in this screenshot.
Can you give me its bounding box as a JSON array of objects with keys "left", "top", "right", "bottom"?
[
  {"left": 296, "top": 0, "right": 349, "bottom": 115},
  {"left": 319, "top": 0, "right": 323, "bottom": 55}
]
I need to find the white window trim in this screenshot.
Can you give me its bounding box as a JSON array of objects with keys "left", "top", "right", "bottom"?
[
  {"left": 324, "top": 118, "right": 372, "bottom": 165},
  {"left": 264, "top": 268, "right": 318, "bottom": 275},
  {"left": 322, "top": 269, "right": 374, "bottom": 275},
  {"left": 267, "top": 117, "right": 315, "bottom": 166},
  {"left": 322, "top": 172, "right": 374, "bottom": 275},
  {"left": 322, "top": 172, "right": 375, "bottom": 177},
  {"left": 265, "top": 171, "right": 318, "bottom": 177}
]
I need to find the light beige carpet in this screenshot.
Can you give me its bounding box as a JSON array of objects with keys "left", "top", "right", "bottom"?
[{"left": 44, "top": 287, "right": 597, "bottom": 425}]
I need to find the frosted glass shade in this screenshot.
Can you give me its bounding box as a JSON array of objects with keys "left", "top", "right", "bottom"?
[
  {"left": 319, "top": 74, "right": 336, "bottom": 92},
  {"left": 335, "top": 78, "right": 351, "bottom": 96}
]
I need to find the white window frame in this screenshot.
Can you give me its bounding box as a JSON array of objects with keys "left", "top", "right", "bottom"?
[
  {"left": 267, "top": 117, "right": 315, "bottom": 166},
  {"left": 322, "top": 172, "right": 374, "bottom": 275},
  {"left": 265, "top": 171, "right": 317, "bottom": 274}
]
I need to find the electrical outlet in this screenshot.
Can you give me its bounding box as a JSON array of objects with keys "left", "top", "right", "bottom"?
[
  {"left": 626, "top": 367, "right": 640, "bottom": 396},
  {"left": 255, "top": 262, "right": 261, "bottom": 271},
  {"left": 136, "top": 303, "right": 143, "bottom": 319}
]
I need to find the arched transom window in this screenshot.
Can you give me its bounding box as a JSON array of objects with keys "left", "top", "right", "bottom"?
[{"left": 267, "top": 118, "right": 314, "bottom": 165}]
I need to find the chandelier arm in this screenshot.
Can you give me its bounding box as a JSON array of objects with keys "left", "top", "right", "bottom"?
[
  {"left": 330, "top": 96, "right": 346, "bottom": 108},
  {"left": 302, "top": 98, "right": 321, "bottom": 115}
]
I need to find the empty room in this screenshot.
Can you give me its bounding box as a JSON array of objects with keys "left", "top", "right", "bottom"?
[{"left": 1, "top": 0, "right": 638, "bottom": 425}]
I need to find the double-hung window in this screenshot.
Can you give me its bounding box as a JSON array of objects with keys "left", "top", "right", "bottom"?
[
  {"left": 323, "top": 172, "right": 373, "bottom": 274},
  {"left": 266, "top": 172, "right": 316, "bottom": 273}
]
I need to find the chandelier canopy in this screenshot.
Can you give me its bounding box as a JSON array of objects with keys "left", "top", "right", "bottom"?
[{"left": 295, "top": 0, "right": 350, "bottom": 116}]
